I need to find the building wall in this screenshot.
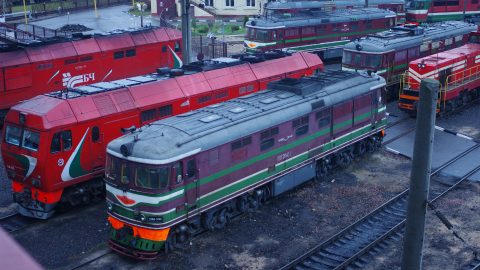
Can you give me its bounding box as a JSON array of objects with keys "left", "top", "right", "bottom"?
[{"left": 151, "top": 0, "right": 263, "bottom": 18}]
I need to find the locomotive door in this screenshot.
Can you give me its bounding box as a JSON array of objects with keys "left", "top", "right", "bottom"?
[
  {"left": 89, "top": 126, "right": 105, "bottom": 171},
  {"left": 184, "top": 158, "right": 199, "bottom": 210}
]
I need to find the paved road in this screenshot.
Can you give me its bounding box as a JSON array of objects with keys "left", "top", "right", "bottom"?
[{"left": 30, "top": 5, "right": 151, "bottom": 33}]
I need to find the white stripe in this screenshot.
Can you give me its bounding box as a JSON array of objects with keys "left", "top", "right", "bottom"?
[
  {"left": 107, "top": 148, "right": 202, "bottom": 165},
  {"left": 106, "top": 184, "right": 184, "bottom": 207},
  {"left": 386, "top": 147, "right": 400, "bottom": 155},
  {"left": 457, "top": 133, "right": 473, "bottom": 140},
  {"left": 435, "top": 126, "right": 445, "bottom": 131}
]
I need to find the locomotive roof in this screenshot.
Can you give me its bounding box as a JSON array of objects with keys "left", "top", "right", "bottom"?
[
  {"left": 9, "top": 52, "right": 323, "bottom": 130},
  {"left": 265, "top": 0, "right": 404, "bottom": 10},
  {"left": 0, "top": 27, "right": 181, "bottom": 68},
  {"left": 410, "top": 43, "right": 480, "bottom": 67},
  {"left": 343, "top": 21, "right": 477, "bottom": 53},
  {"left": 246, "top": 8, "right": 396, "bottom": 29},
  {"left": 107, "top": 70, "right": 386, "bottom": 165}
]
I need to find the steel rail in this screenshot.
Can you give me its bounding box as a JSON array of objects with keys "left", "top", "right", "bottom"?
[{"left": 280, "top": 142, "right": 480, "bottom": 270}]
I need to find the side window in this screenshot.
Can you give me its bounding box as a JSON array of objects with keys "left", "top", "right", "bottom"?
[
  {"left": 186, "top": 159, "right": 196, "bottom": 178},
  {"left": 162, "top": 46, "right": 167, "bottom": 52},
  {"left": 174, "top": 162, "right": 183, "bottom": 184},
  {"left": 141, "top": 109, "right": 157, "bottom": 122},
  {"left": 159, "top": 104, "right": 173, "bottom": 117},
  {"left": 50, "top": 132, "right": 61, "bottom": 153},
  {"left": 114, "top": 51, "right": 124, "bottom": 59},
  {"left": 316, "top": 108, "right": 331, "bottom": 129},
  {"left": 260, "top": 127, "right": 278, "bottom": 151},
  {"left": 174, "top": 42, "right": 181, "bottom": 52},
  {"left": 292, "top": 116, "right": 309, "bottom": 137},
  {"left": 62, "top": 130, "right": 72, "bottom": 151},
  {"left": 126, "top": 49, "right": 136, "bottom": 57},
  {"left": 92, "top": 126, "right": 100, "bottom": 142}
]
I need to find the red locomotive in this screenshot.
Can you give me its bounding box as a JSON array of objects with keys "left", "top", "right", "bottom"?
[
  {"left": 0, "top": 27, "right": 182, "bottom": 120},
  {"left": 398, "top": 32, "right": 480, "bottom": 113},
  {"left": 1, "top": 52, "right": 323, "bottom": 219}
]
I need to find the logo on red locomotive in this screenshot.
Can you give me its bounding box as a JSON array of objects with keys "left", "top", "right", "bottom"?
[{"left": 62, "top": 72, "right": 96, "bottom": 88}]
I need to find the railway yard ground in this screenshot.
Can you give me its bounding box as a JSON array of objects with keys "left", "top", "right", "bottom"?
[
  {"left": 0, "top": 100, "right": 478, "bottom": 269},
  {"left": 1, "top": 7, "right": 480, "bottom": 267}
]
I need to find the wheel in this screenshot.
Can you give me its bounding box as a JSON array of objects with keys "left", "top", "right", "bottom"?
[
  {"left": 213, "top": 208, "right": 228, "bottom": 230},
  {"left": 336, "top": 151, "right": 352, "bottom": 168},
  {"left": 315, "top": 159, "right": 328, "bottom": 180},
  {"left": 236, "top": 195, "right": 248, "bottom": 213},
  {"left": 164, "top": 231, "right": 178, "bottom": 253},
  {"left": 355, "top": 141, "right": 367, "bottom": 157},
  {"left": 366, "top": 138, "right": 376, "bottom": 153}
]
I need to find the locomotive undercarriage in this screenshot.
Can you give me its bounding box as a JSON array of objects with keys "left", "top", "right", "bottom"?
[
  {"left": 400, "top": 88, "right": 480, "bottom": 116},
  {"left": 15, "top": 177, "right": 105, "bottom": 219},
  {"left": 58, "top": 177, "right": 105, "bottom": 210},
  {"left": 110, "top": 132, "right": 384, "bottom": 259}
]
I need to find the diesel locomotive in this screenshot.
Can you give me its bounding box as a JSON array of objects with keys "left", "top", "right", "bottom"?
[
  {"left": 406, "top": 0, "right": 480, "bottom": 23},
  {"left": 398, "top": 39, "right": 480, "bottom": 114},
  {"left": 264, "top": 0, "right": 405, "bottom": 19},
  {"left": 342, "top": 21, "right": 476, "bottom": 98},
  {"left": 106, "top": 70, "right": 387, "bottom": 259},
  {"left": 1, "top": 52, "right": 322, "bottom": 219},
  {"left": 244, "top": 7, "right": 396, "bottom": 59},
  {"left": 0, "top": 27, "right": 181, "bottom": 120}
]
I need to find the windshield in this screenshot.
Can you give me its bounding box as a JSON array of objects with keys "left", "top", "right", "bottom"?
[
  {"left": 22, "top": 129, "right": 40, "bottom": 151},
  {"left": 5, "top": 124, "right": 40, "bottom": 151},
  {"left": 343, "top": 51, "right": 384, "bottom": 69},
  {"left": 135, "top": 166, "right": 170, "bottom": 190},
  {"left": 409, "top": 0, "right": 430, "bottom": 9}
]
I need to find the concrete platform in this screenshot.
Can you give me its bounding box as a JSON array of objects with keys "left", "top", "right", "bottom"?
[{"left": 385, "top": 127, "right": 479, "bottom": 182}]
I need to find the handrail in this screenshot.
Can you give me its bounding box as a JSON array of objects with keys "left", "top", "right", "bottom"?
[{"left": 443, "top": 64, "right": 480, "bottom": 108}]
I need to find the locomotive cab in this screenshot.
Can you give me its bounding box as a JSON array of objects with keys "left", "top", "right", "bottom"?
[
  {"left": 405, "top": 0, "right": 431, "bottom": 23},
  {"left": 1, "top": 112, "right": 61, "bottom": 219},
  {"left": 342, "top": 50, "right": 389, "bottom": 74},
  {"left": 105, "top": 149, "right": 200, "bottom": 258}
]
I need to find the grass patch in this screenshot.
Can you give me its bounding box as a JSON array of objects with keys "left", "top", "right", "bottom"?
[{"left": 191, "top": 22, "right": 245, "bottom": 35}]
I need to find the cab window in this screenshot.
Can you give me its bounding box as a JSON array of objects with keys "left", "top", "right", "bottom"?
[
  {"left": 186, "top": 159, "right": 196, "bottom": 178},
  {"left": 5, "top": 125, "right": 21, "bottom": 146},
  {"left": 174, "top": 162, "right": 183, "bottom": 184},
  {"left": 135, "top": 166, "right": 169, "bottom": 189},
  {"left": 22, "top": 129, "right": 40, "bottom": 151},
  {"left": 50, "top": 130, "right": 73, "bottom": 153},
  {"left": 121, "top": 163, "right": 131, "bottom": 184}
]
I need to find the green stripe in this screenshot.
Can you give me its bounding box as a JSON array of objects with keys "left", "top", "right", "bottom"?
[
  {"left": 246, "top": 27, "right": 390, "bottom": 52},
  {"left": 109, "top": 110, "right": 387, "bottom": 223}
]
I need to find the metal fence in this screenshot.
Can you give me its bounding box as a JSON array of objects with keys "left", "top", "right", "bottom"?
[
  {"left": 192, "top": 35, "right": 228, "bottom": 60},
  {"left": 0, "top": 22, "right": 71, "bottom": 44}
]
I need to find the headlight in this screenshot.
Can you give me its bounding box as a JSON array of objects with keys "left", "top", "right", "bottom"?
[{"left": 107, "top": 201, "right": 113, "bottom": 211}]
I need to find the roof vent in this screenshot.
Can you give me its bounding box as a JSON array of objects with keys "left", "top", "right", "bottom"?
[
  {"left": 200, "top": 114, "right": 222, "bottom": 123},
  {"left": 229, "top": 107, "right": 246, "bottom": 113},
  {"left": 169, "top": 69, "right": 185, "bottom": 77}
]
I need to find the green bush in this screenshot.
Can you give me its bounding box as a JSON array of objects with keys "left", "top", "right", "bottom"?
[
  {"left": 231, "top": 25, "right": 240, "bottom": 31},
  {"left": 197, "top": 25, "right": 208, "bottom": 33}
]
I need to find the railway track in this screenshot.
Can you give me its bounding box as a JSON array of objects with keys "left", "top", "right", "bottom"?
[
  {"left": 68, "top": 249, "right": 113, "bottom": 270},
  {"left": 280, "top": 143, "right": 480, "bottom": 270},
  {"left": 0, "top": 212, "right": 34, "bottom": 233},
  {"left": 463, "top": 256, "right": 480, "bottom": 270}
]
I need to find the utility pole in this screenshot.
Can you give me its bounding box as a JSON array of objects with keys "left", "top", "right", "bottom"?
[
  {"left": 23, "top": 0, "right": 28, "bottom": 24},
  {"left": 401, "top": 78, "right": 439, "bottom": 270},
  {"left": 180, "top": 0, "right": 191, "bottom": 64},
  {"left": 364, "top": 0, "right": 368, "bottom": 8},
  {"left": 93, "top": 0, "right": 98, "bottom": 18}
]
